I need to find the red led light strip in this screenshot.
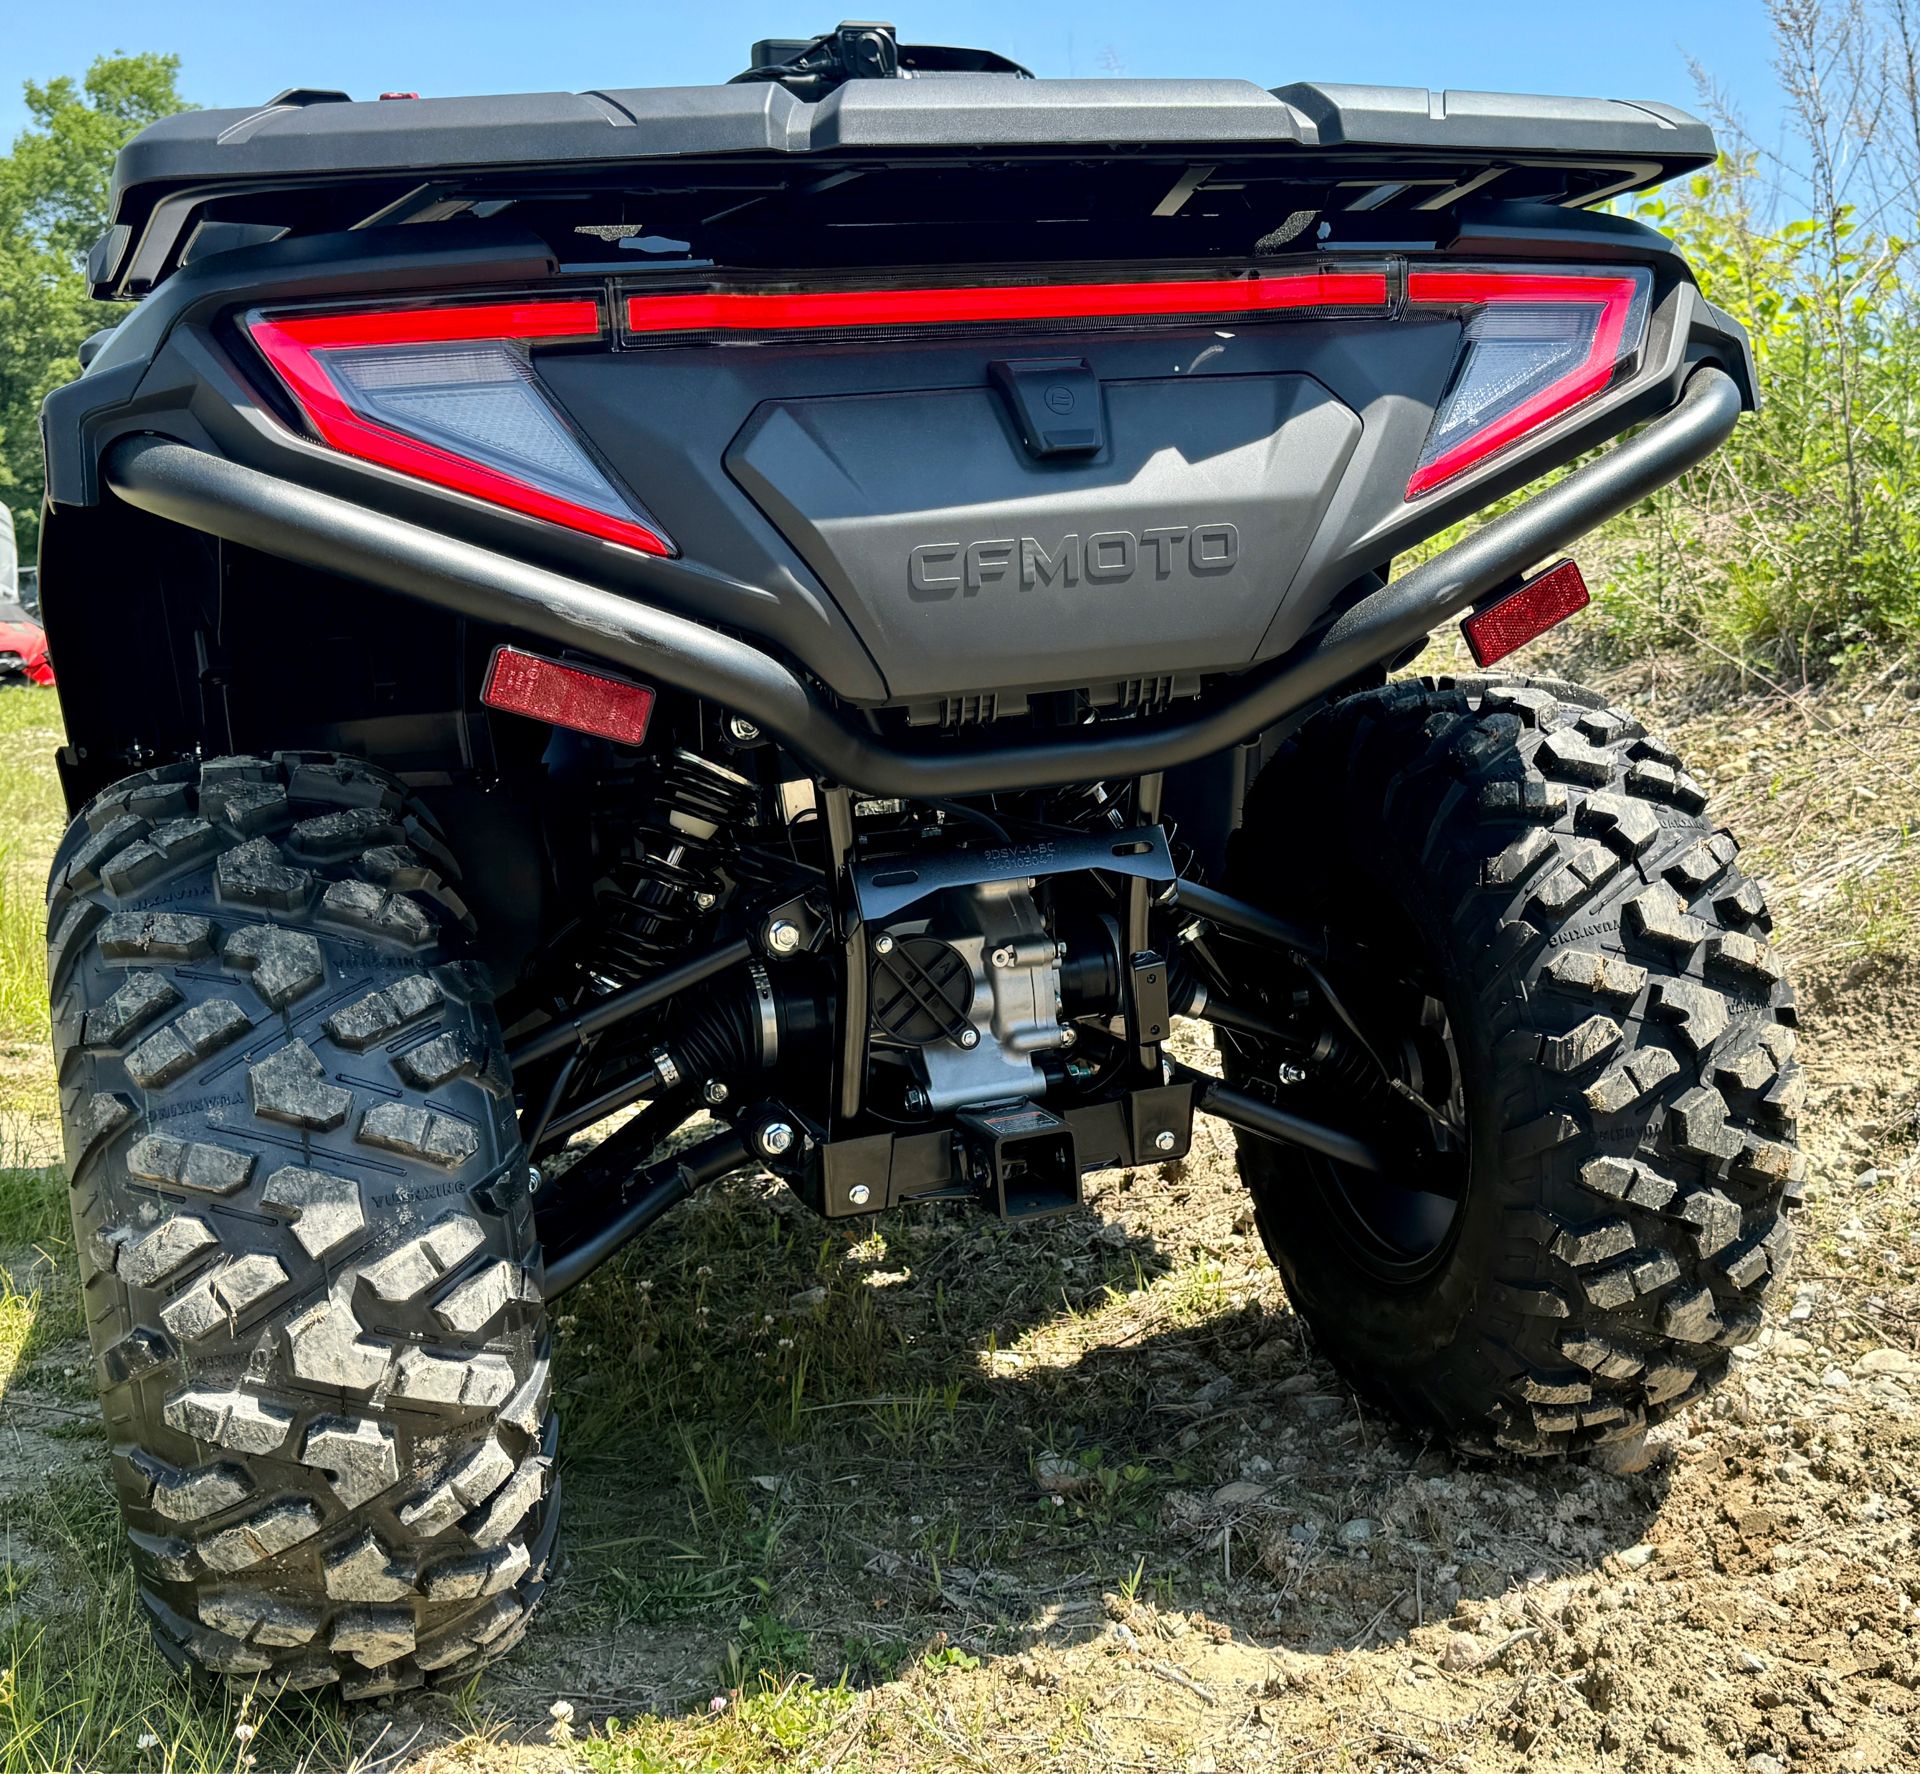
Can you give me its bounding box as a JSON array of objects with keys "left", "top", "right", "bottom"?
[
  {"left": 249, "top": 299, "right": 673, "bottom": 556},
  {"left": 625, "top": 270, "right": 1392, "bottom": 335},
  {"left": 1403, "top": 271, "right": 1642, "bottom": 497}
]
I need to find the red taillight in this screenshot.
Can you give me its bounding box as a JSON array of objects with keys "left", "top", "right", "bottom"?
[
  {"left": 248, "top": 299, "right": 673, "bottom": 556},
  {"left": 1404, "top": 270, "right": 1650, "bottom": 498},
  {"left": 481, "top": 646, "right": 656, "bottom": 744},
  {"left": 1460, "top": 559, "right": 1591, "bottom": 667},
  {"left": 625, "top": 269, "right": 1391, "bottom": 338}
]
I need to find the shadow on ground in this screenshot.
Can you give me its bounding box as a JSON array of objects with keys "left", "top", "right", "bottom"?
[{"left": 494, "top": 1156, "right": 1672, "bottom": 1724}]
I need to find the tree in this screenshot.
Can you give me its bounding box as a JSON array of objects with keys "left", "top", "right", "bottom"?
[{"left": 0, "top": 53, "right": 191, "bottom": 560}]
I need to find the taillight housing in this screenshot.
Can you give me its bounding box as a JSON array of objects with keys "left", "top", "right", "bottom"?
[
  {"left": 241, "top": 263, "right": 1658, "bottom": 554},
  {"left": 1403, "top": 268, "right": 1652, "bottom": 498},
  {"left": 247, "top": 298, "right": 673, "bottom": 555}
]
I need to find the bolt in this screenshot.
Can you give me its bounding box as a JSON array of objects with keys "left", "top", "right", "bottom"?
[
  {"left": 873, "top": 933, "right": 896, "bottom": 956},
  {"left": 848, "top": 1183, "right": 872, "bottom": 1207},
  {"left": 990, "top": 945, "right": 1016, "bottom": 969},
  {"left": 527, "top": 1164, "right": 544, "bottom": 1194},
  {"left": 958, "top": 1027, "right": 980, "bottom": 1049},
  {"left": 727, "top": 716, "right": 761, "bottom": 743},
  {"left": 1276, "top": 1062, "right": 1308, "bottom": 1087},
  {"left": 904, "top": 1086, "right": 929, "bottom": 1113},
  {"left": 1059, "top": 1025, "right": 1078, "bottom": 1048},
  {"left": 692, "top": 890, "right": 719, "bottom": 912},
  {"left": 767, "top": 920, "right": 801, "bottom": 955},
  {"left": 758, "top": 1120, "right": 796, "bottom": 1157},
  {"left": 1153, "top": 1130, "right": 1178, "bottom": 1154},
  {"left": 1055, "top": 939, "right": 1069, "bottom": 958},
  {"left": 702, "top": 1079, "right": 730, "bottom": 1106}
]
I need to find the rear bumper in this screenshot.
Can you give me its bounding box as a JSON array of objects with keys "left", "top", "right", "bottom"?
[{"left": 104, "top": 364, "right": 1742, "bottom": 797}]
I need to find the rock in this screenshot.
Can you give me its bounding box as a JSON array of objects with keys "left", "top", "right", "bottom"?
[
  {"left": 1735, "top": 1648, "right": 1769, "bottom": 1673},
  {"left": 1589, "top": 1430, "right": 1653, "bottom": 1476},
  {"left": 1857, "top": 1347, "right": 1920, "bottom": 1379},
  {"left": 1616, "top": 1543, "right": 1656, "bottom": 1570},
  {"left": 1211, "top": 1481, "right": 1270, "bottom": 1507},
  {"left": 1337, "top": 1518, "right": 1374, "bottom": 1548},
  {"left": 1034, "top": 1453, "right": 1091, "bottom": 1496},
  {"left": 1746, "top": 1756, "right": 1786, "bottom": 1774},
  {"left": 1821, "top": 1366, "right": 1852, "bottom": 1390},
  {"left": 1856, "top": 1168, "right": 1882, "bottom": 1189},
  {"left": 1441, "top": 1631, "right": 1484, "bottom": 1672},
  {"left": 787, "top": 1286, "right": 827, "bottom": 1310}
]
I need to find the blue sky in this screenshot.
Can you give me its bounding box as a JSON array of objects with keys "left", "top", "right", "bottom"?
[{"left": 3, "top": 0, "right": 1787, "bottom": 149}]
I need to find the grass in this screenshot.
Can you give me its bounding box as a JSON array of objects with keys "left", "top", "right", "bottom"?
[{"left": 0, "top": 688, "right": 64, "bottom": 1053}]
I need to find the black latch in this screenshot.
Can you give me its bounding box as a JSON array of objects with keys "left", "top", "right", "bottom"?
[
  {"left": 734, "top": 23, "right": 1033, "bottom": 94},
  {"left": 990, "top": 358, "right": 1105, "bottom": 459}
]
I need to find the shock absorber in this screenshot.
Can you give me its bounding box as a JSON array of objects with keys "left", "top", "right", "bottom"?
[{"left": 583, "top": 750, "right": 756, "bottom": 992}]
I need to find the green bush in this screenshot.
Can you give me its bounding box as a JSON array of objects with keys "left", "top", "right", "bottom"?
[{"left": 1594, "top": 157, "right": 1920, "bottom": 675}]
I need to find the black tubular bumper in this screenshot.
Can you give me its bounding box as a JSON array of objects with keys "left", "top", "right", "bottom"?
[{"left": 103, "top": 365, "right": 1741, "bottom": 797}]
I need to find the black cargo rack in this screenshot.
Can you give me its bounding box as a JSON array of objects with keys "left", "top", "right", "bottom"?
[{"left": 97, "top": 78, "right": 1715, "bottom": 300}]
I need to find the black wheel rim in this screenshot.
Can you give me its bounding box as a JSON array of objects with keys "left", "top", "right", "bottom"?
[{"left": 1297, "top": 989, "right": 1471, "bottom": 1287}]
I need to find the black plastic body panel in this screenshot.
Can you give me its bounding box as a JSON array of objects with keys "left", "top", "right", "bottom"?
[{"left": 726, "top": 370, "right": 1362, "bottom": 698}]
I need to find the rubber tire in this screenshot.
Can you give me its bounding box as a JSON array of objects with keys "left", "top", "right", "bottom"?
[
  {"left": 47, "top": 753, "right": 556, "bottom": 1696},
  {"left": 1225, "top": 676, "right": 1800, "bottom": 1456}
]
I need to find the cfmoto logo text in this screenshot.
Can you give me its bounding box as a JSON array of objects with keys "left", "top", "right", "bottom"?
[{"left": 908, "top": 523, "right": 1240, "bottom": 599}]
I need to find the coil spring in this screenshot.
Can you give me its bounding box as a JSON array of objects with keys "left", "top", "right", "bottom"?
[{"left": 582, "top": 749, "right": 756, "bottom": 992}]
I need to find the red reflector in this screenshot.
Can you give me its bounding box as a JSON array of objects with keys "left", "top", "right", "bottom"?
[
  {"left": 625, "top": 270, "right": 1390, "bottom": 337},
  {"left": 481, "top": 647, "right": 655, "bottom": 745},
  {"left": 1460, "top": 560, "right": 1590, "bottom": 667}
]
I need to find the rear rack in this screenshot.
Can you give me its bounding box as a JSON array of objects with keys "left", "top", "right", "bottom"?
[{"left": 97, "top": 73, "right": 1714, "bottom": 299}]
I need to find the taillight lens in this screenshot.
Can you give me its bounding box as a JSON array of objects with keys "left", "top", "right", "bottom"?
[
  {"left": 623, "top": 268, "right": 1393, "bottom": 341},
  {"left": 1404, "top": 269, "right": 1651, "bottom": 498},
  {"left": 247, "top": 299, "right": 672, "bottom": 555}
]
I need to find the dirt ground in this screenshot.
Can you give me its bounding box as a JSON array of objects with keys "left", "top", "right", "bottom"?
[{"left": 1, "top": 638, "right": 1917, "bottom": 1773}]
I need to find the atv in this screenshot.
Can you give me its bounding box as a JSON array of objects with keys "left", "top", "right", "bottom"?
[{"left": 37, "top": 22, "right": 1796, "bottom": 1694}]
